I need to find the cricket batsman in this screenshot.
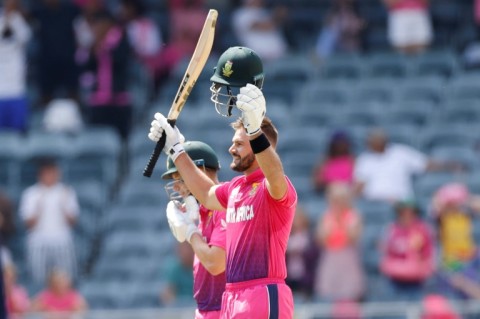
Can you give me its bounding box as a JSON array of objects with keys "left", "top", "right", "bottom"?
[
  {"left": 149, "top": 46, "right": 297, "bottom": 318},
  {"left": 162, "top": 141, "right": 226, "bottom": 319}
]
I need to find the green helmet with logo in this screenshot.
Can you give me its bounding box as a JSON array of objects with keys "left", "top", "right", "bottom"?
[
  {"left": 162, "top": 141, "right": 220, "bottom": 180},
  {"left": 210, "top": 46, "right": 264, "bottom": 117},
  {"left": 210, "top": 46, "right": 264, "bottom": 88}
]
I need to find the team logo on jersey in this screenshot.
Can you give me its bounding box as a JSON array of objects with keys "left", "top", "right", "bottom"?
[
  {"left": 226, "top": 205, "right": 254, "bottom": 223},
  {"left": 249, "top": 182, "right": 260, "bottom": 196},
  {"left": 222, "top": 61, "right": 233, "bottom": 77}
]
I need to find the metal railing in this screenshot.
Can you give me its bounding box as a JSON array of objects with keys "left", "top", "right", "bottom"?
[{"left": 17, "top": 300, "right": 480, "bottom": 319}]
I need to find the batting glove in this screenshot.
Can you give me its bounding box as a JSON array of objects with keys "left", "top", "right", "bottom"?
[
  {"left": 166, "top": 201, "right": 201, "bottom": 244},
  {"left": 236, "top": 84, "right": 266, "bottom": 136},
  {"left": 184, "top": 195, "right": 200, "bottom": 222},
  {"left": 148, "top": 113, "right": 185, "bottom": 161}
]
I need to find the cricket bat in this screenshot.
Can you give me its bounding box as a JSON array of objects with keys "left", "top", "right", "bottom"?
[{"left": 143, "top": 9, "right": 218, "bottom": 178}]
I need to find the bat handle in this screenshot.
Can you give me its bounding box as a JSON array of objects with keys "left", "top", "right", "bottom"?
[{"left": 143, "top": 119, "right": 176, "bottom": 178}]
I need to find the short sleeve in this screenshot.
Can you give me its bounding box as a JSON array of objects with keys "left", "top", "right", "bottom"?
[
  {"left": 399, "top": 145, "right": 428, "bottom": 174},
  {"left": 266, "top": 176, "right": 297, "bottom": 208},
  {"left": 19, "top": 188, "right": 38, "bottom": 221},
  {"left": 209, "top": 210, "right": 227, "bottom": 250},
  {"left": 214, "top": 182, "right": 231, "bottom": 209}
]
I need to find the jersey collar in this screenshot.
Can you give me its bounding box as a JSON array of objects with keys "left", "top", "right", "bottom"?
[{"left": 245, "top": 168, "right": 264, "bottom": 183}]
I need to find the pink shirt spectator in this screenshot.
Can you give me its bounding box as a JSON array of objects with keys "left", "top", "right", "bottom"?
[
  {"left": 381, "top": 220, "right": 434, "bottom": 281},
  {"left": 193, "top": 205, "right": 226, "bottom": 311},
  {"left": 318, "top": 156, "right": 354, "bottom": 185},
  {"left": 36, "top": 290, "right": 83, "bottom": 312},
  {"left": 215, "top": 168, "right": 297, "bottom": 283},
  {"left": 6, "top": 286, "right": 30, "bottom": 315},
  {"left": 391, "top": 0, "right": 428, "bottom": 11}
]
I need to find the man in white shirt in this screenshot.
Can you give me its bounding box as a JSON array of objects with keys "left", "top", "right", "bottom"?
[
  {"left": 0, "top": 0, "right": 31, "bottom": 132},
  {"left": 232, "top": 0, "right": 288, "bottom": 61},
  {"left": 19, "top": 160, "right": 79, "bottom": 284},
  {"left": 354, "top": 129, "right": 453, "bottom": 202}
]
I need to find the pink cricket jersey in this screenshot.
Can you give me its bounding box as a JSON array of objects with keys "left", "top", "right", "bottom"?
[
  {"left": 193, "top": 205, "right": 227, "bottom": 311},
  {"left": 215, "top": 168, "right": 297, "bottom": 283}
]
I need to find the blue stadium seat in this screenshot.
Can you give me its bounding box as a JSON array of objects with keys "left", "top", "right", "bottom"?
[
  {"left": 118, "top": 179, "right": 169, "bottom": 206},
  {"left": 360, "top": 225, "right": 383, "bottom": 274},
  {"left": 104, "top": 205, "right": 166, "bottom": 233},
  {"left": 395, "top": 79, "right": 444, "bottom": 105},
  {"left": 352, "top": 80, "right": 396, "bottom": 105},
  {"left": 436, "top": 104, "right": 480, "bottom": 126},
  {"left": 356, "top": 200, "right": 394, "bottom": 226},
  {"left": 364, "top": 55, "right": 410, "bottom": 79},
  {"left": 420, "top": 127, "right": 477, "bottom": 151},
  {"left": 382, "top": 123, "right": 421, "bottom": 148},
  {"left": 447, "top": 73, "right": 480, "bottom": 101},
  {"left": 298, "top": 81, "right": 352, "bottom": 106},
  {"left": 320, "top": 59, "right": 364, "bottom": 80},
  {"left": 68, "top": 126, "right": 121, "bottom": 187},
  {"left": 414, "top": 172, "right": 461, "bottom": 199},
  {"left": 412, "top": 50, "right": 459, "bottom": 78},
  {"left": 0, "top": 131, "right": 22, "bottom": 190},
  {"left": 378, "top": 108, "right": 431, "bottom": 128},
  {"left": 80, "top": 280, "right": 136, "bottom": 309},
  {"left": 429, "top": 146, "right": 478, "bottom": 171}
]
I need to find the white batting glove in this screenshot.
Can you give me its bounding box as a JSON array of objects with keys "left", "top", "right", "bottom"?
[
  {"left": 236, "top": 84, "right": 266, "bottom": 136},
  {"left": 166, "top": 201, "right": 187, "bottom": 242},
  {"left": 184, "top": 195, "right": 200, "bottom": 222},
  {"left": 166, "top": 201, "right": 201, "bottom": 243},
  {"left": 148, "top": 113, "right": 186, "bottom": 161}
]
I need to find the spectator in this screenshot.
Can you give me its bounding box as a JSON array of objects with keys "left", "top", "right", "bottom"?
[
  {"left": 32, "top": 269, "right": 87, "bottom": 314},
  {"left": 354, "top": 129, "right": 460, "bottom": 203},
  {"left": 380, "top": 201, "right": 434, "bottom": 301},
  {"left": 73, "top": 0, "right": 104, "bottom": 52},
  {"left": 118, "top": 0, "right": 163, "bottom": 70},
  {"left": 4, "top": 263, "right": 30, "bottom": 316},
  {"left": 0, "top": 0, "right": 31, "bottom": 133},
  {"left": 80, "top": 11, "right": 132, "bottom": 140},
  {"left": 315, "top": 0, "right": 364, "bottom": 60},
  {"left": 382, "top": 0, "right": 432, "bottom": 54},
  {"left": 313, "top": 131, "right": 355, "bottom": 193},
  {"left": 315, "top": 182, "right": 365, "bottom": 301},
  {"left": 31, "top": 0, "right": 80, "bottom": 106},
  {"left": 286, "top": 206, "right": 319, "bottom": 299},
  {"left": 160, "top": 242, "right": 195, "bottom": 306},
  {"left": 232, "top": 0, "right": 288, "bottom": 61},
  {"left": 431, "top": 183, "right": 479, "bottom": 269},
  {"left": 19, "top": 159, "right": 79, "bottom": 284}
]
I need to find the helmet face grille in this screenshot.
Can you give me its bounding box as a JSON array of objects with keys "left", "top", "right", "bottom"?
[
  {"left": 165, "top": 180, "right": 187, "bottom": 208},
  {"left": 210, "top": 83, "right": 241, "bottom": 118}
]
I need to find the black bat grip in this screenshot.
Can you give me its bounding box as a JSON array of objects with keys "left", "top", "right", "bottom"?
[
  {"left": 143, "top": 132, "right": 166, "bottom": 177},
  {"left": 143, "top": 119, "right": 176, "bottom": 178}
]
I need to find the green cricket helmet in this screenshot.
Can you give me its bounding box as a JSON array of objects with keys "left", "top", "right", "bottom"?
[
  {"left": 162, "top": 141, "right": 220, "bottom": 180},
  {"left": 210, "top": 46, "right": 264, "bottom": 117}
]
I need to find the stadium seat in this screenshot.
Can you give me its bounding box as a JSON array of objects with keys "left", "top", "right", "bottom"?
[
  {"left": 429, "top": 146, "right": 478, "bottom": 171},
  {"left": 68, "top": 127, "right": 121, "bottom": 187},
  {"left": 436, "top": 104, "right": 480, "bottom": 126},
  {"left": 320, "top": 59, "right": 364, "bottom": 80},
  {"left": 420, "top": 127, "right": 477, "bottom": 151},
  {"left": 414, "top": 172, "right": 462, "bottom": 199},
  {"left": 0, "top": 131, "right": 23, "bottom": 190},
  {"left": 447, "top": 73, "right": 480, "bottom": 101},
  {"left": 352, "top": 80, "right": 396, "bottom": 105},
  {"left": 356, "top": 200, "right": 394, "bottom": 226},
  {"left": 394, "top": 79, "right": 444, "bottom": 105},
  {"left": 364, "top": 55, "right": 410, "bottom": 79},
  {"left": 80, "top": 280, "right": 136, "bottom": 309},
  {"left": 298, "top": 81, "right": 352, "bottom": 106},
  {"left": 378, "top": 108, "right": 431, "bottom": 128},
  {"left": 118, "top": 179, "right": 169, "bottom": 206},
  {"left": 412, "top": 50, "right": 459, "bottom": 78},
  {"left": 360, "top": 225, "right": 383, "bottom": 274}
]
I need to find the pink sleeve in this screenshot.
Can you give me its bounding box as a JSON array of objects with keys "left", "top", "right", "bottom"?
[
  {"left": 215, "top": 182, "right": 231, "bottom": 208},
  {"left": 266, "top": 176, "right": 297, "bottom": 208},
  {"left": 209, "top": 210, "right": 227, "bottom": 250}
]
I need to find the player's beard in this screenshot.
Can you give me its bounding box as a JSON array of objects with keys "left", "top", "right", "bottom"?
[{"left": 230, "top": 152, "right": 255, "bottom": 172}]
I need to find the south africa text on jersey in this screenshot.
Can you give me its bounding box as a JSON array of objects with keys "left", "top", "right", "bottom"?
[{"left": 226, "top": 205, "right": 255, "bottom": 223}]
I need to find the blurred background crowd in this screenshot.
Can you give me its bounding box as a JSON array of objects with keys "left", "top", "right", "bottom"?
[{"left": 0, "top": 0, "right": 480, "bottom": 318}]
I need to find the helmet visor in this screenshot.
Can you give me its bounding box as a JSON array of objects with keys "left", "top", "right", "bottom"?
[{"left": 210, "top": 83, "right": 242, "bottom": 118}]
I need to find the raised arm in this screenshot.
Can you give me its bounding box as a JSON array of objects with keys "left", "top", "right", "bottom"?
[
  {"left": 237, "top": 84, "right": 288, "bottom": 199},
  {"left": 148, "top": 113, "right": 225, "bottom": 211},
  {"left": 249, "top": 132, "right": 287, "bottom": 199}
]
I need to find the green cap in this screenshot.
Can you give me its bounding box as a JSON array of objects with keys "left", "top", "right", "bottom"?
[
  {"left": 162, "top": 141, "right": 220, "bottom": 180},
  {"left": 210, "top": 46, "right": 264, "bottom": 88}
]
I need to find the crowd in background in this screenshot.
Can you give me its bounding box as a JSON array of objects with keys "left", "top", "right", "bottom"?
[{"left": 0, "top": 0, "right": 479, "bottom": 317}]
